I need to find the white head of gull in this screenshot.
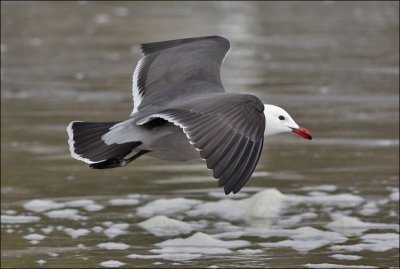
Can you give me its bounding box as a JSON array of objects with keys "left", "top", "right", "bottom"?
[{"left": 67, "top": 36, "right": 312, "bottom": 194}]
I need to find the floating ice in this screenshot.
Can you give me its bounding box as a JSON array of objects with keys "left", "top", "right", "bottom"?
[
  {"left": 138, "top": 215, "right": 204, "bottom": 236},
  {"left": 326, "top": 215, "right": 399, "bottom": 236},
  {"left": 64, "top": 228, "right": 90, "bottom": 239},
  {"left": 23, "top": 199, "right": 65, "bottom": 212},
  {"left": 136, "top": 198, "right": 201, "bottom": 218},
  {"left": 109, "top": 198, "right": 139, "bottom": 206},
  {"left": 305, "top": 263, "right": 377, "bottom": 268},
  {"left": 1, "top": 215, "right": 40, "bottom": 223},
  {"left": 330, "top": 254, "right": 362, "bottom": 260},
  {"left": 99, "top": 260, "right": 126, "bottom": 268},
  {"left": 45, "top": 209, "right": 87, "bottom": 221},
  {"left": 97, "top": 242, "right": 130, "bottom": 250}
]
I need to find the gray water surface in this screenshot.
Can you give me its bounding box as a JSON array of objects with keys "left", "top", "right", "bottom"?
[{"left": 1, "top": 1, "right": 399, "bottom": 268}]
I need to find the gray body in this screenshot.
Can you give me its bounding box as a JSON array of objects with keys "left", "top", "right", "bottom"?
[{"left": 67, "top": 36, "right": 266, "bottom": 194}]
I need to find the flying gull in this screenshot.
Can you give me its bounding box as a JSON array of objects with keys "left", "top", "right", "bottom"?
[{"left": 67, "top": 36, "right": 312, "bottom": 194}]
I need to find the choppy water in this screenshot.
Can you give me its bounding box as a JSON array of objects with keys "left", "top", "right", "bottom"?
[{"left": 1, "top": 1, "right": 399, "bottom": 268}]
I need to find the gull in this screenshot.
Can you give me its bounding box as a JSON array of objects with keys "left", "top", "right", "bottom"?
[{"left": 67, "top": 36, "right": 312, "bottom": 194}]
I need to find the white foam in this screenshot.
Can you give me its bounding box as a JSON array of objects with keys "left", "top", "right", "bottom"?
[
  {"left": 138, "top": 215, "right": 195, "bottom": 236},
  {"left": 262, "top": 239, "right": 332, "bottom": 252},
  {"left": 41, "top": 226, "right": 54, "bottom": 234},
  {"left": 97, "top": 242, "right": 130, "bottom": 250},
  {"left": 187, "top": 189, "right": 285, "bottom": 221},
  {"left": 330, "top": 254, "right": 362, "bottom": 260},
  {"left": 326, "top": 215, "right": 399, "bottom": 236},
  {"left": 127, "top": 253, "right": 201, "bottom": 261},
  {"left": 36, "top": 259, "right": 47, "bottom": 265},
  {"left": 136, "top": 198, "right": 201, "bottom": 218},
  {"left": 288, "top": 193, "right": 364, "bottom": 208},
  {"left": 300, "top": 185, "right": 337, "bottom": 192},
  {"left": 305, "top": 263, "right": 377, "bottom": 268},
  {"left": 23, "top": 233, "right": 45, "bottom": 241},
  {"left": 151, "top": 246, "right": 233, "bottom": 255},
  {"left": 23, "top": 199, "right": 65, "bottom": 212},
  {"left": 359, "top": 201, "right": 379, "bottom": 216},
  {"left": 65, "top": 199, "right": 94, "bottom": 207},
  {"left": 99, "top": 260, "right": 126, "bottom": 268},
  {"left": 389, "top": 190, "right": 399, "bottom": 201},
  {"left": 109, "top": 198, "right": 139, "bottom": 206},
  {"left": 92, "top": 226, "right": 104, "bottom": 233},
  {"left": 237, "top": 248, "right": 263, "bottom": 254},
  {"left": 84, "top": 204, "right": 104, "bottom": 212},
  {"left": 187, "top": 189, "right": 363, "bottom": 222},
  {"left": 1, "top": 215, "right": 40, "bottom": 223},
  {"left": 331, "top": 233, "right": 399, "bottom": 252},
  {"left": 103, "top": 223, "right": 129, "bottom": 238},
  {"left": 228, "top": 226, "right": 348, "bottom": 252},
  {"left": 156, "top": 232, "right": 250, "bottom": 249},
  {"left": 45, "top": 209, "right": 87, "bottom": 221},
  {"left": 64, "top": 228, "right": 90, "bottom": 239}
]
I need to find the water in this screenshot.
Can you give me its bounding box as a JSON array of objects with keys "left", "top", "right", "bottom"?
[{"left": 1, "top": 1, "right": 399, "bottom": 268}]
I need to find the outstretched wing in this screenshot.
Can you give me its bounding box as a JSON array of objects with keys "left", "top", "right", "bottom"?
[
  {"left": 140, "top": 93, "right": 265, "bottom": 194},
  {"left": 131, "top": 36, "right": 230, "bottom": 115}
]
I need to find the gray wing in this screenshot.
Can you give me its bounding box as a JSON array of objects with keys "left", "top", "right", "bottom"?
[
  {"left": 142, "top": 93, "right": 265, "bottom": 194},
  {"left": 131, "top": 36, "right": 230, "bottom": 115}
]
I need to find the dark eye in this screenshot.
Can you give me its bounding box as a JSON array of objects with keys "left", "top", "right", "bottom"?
[{"left": 279, "top": 115, "right": 285, "bottom": 120}]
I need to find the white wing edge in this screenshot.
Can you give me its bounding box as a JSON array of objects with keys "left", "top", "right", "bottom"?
[
  {"left": 137, "top": 114, "right": 203, "bottom": 156},
  {"left": 66, "top": 121, "right": 103, "bottom": 164},
  {"left": 130, "top": 58, "right": 145, "bottom": 116}
]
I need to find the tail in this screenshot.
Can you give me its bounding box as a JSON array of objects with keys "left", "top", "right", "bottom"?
[{"left": 67, "top": 121, "right": 144, "bottom": 169}]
